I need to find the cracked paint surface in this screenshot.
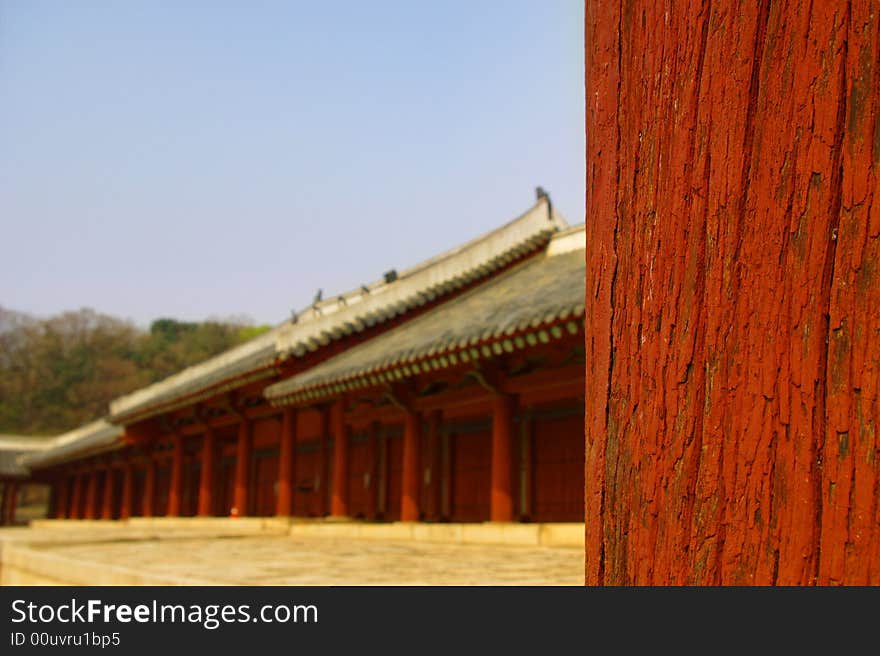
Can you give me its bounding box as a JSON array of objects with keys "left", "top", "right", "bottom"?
[{"left": 585, "top": 0, "right": 879, "bottom": 585}]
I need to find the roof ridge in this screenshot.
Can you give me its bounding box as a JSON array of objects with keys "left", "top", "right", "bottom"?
[{"left": 109, "top": 196, "right": 563, "bottom": 422}]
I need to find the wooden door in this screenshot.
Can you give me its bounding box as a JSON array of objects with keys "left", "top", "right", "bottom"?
[
  {"left": 347, "top": 432, "right": 374, "bottom": 519},
  {"left": 154, "top": 465, "right": 170, "bottom": 516},
  {"left": 450, "top": 428, "right": 491, "bottom": 522},
  {"left": 531, "top": 409, "right": 585, "bottom": 522},
  {"left": 217, "top": 458, "right": 236, "bottom": 516},
  {"left": 379, "top": 428, "right": 403, "bottom": 521},
  {"left": 183, "top": 460, "right": 201, "bottom": 517},
  {"left": 253, "top": 449, "right": 279, "bottom": 517}
]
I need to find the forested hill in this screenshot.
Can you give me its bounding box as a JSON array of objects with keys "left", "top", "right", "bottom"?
[{"left": 0, "top": 307, "right": 271, "bottom": 435}]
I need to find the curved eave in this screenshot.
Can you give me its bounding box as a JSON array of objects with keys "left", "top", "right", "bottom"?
[
  {"left": 109, "top": 363, "right": 281, "bottom": 426},
  {"left": 19, "top": 420, "right": 124, "bottom": 471},
  {"left": 276, "top": 199, "right": 565, "bottom": 359},
  {"left": 266, "top": 314, "right": 585, "bottom": 407}
]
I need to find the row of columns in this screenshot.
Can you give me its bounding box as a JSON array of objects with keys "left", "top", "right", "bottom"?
[
  {"left": 321, "top": 393, "right": 516, "bottom": 523},
  {"left": 52, "top": 392, "right": 518, "bottom": 523},
  {"left": 0, "top": 481, "right": 19, "bottom": 526},
  {"left": 55, "top": 461, "right": 148, "bottom": 520}
]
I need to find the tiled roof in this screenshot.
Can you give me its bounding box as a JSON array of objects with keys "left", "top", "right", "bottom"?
[
  {"left": 108, "top": 330, "right": 280, "bottom": 423},
  {"left": 18, "top": 420, "right": 123, "bottom": 471},
  {"left": 0, "top": 435, "right": 54, "bottom": 478},
  {"left": 108, "top": 196, "right": 566, "bottom": 423},
  {"left": 264, "top": 225, "right": 585, "bottom": 406},
  {"left": 274, "top": 198, "right": 566, "bottom": 359}
]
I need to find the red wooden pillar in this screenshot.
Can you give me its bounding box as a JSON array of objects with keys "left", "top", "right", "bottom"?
[
  {"left": 233, "top": 417, "right": 252, "bottom": 516},
  {"left": 317, "top": 407, "right": 329, "bottom": 516},
  {"left": 0, "top": 483, "right": 8, "bottom": 525},
  {"left": 425, "top": 411, "right": 442, "bottom": 521},
  {"left": 366, "top": 422, "right": 379, "bottom": 519},
  {"left": 2, "top": 482, "right": 18, "bottom": 526},
  {"left": 46, "top": 481, "right": 57, "bottom": 520},
  {"left": 142, "top": 456, "right": 156, "bottom": 517},
  {"left": 490, "top": 394, "right": 515, "bottom": 522},
  {"left": 586, "top": 0, "right": 880, "bottom": 585},
  {"left": 330, "top": 399, "right": 349, "bottom": 517},
  {"left": 120, "top": 463, "right": 133, "bottom": 519},
  {"left": 69, "top": 474, "right": 83, "bottom": 519},
  {"left": 101, "top": 467, "right": 115, "bottom": 520},
  {"left": 84, "top": 470, "right": 99, "bottom": 520},
  {"left": 519, "top": 414, "right": 534, "bottom": 521},
  {"left": 441, "top": 430, "right": 452, "bottom": 520},
  {"left": 168, "top": 435, "right": 185, "bottom": 517},
  {"left": 198, "top": 427, "right": 216, "bottom": 517},
  {"left": 401, "top": 410, "right": 421, "bottom": 521},
  {"left": 55, "top": 477, "right": 69, "bottom": 519},
  {"left": 276, "top": 407, "right": 297, "bottom": 516}
]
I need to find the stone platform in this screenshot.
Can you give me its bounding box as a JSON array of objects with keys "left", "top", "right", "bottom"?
[{"left": 0, "top": 519, "right": 584, "bottom": 586}]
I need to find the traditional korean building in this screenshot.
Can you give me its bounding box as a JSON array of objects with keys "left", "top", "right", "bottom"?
[
  {"left": 0, "top": 434, "right": 54, "bottom": 525},
  {"left": 19, "top": 193, "right": 586, "bottom": 526}
]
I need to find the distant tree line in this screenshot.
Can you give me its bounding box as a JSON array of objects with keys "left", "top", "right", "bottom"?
[{"left": 0, "top": 307, "right": 271, "bottom": 435}]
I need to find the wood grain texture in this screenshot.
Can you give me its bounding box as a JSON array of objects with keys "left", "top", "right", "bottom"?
[{"left": 586, "top": 0, "right": 880, "bottom": 584}]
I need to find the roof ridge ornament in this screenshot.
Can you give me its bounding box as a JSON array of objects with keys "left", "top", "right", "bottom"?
[{"left": 535, "top": 186, "right": 553, "bottom": 219}]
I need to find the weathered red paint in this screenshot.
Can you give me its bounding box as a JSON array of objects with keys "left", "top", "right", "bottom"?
[{"left": 586, "top": 0, "right": 880, "bottom": 584}]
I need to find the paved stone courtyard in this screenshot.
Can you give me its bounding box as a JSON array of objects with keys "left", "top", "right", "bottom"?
[{"left": 0, "top": 526, "right": 583, "bottom": 585}]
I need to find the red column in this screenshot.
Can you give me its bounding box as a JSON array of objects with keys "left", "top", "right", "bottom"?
[
  {"left": 142, "top": 457, "right": 156, "bottom": 517},
  {"left": 55, "top": 478, "right": 69, "bottom": 519},
  {"left": 84, "top": 470, "right": 99, "bottom": 520},
  {"left": 0, "top": 483, "right": 8, "bottom": 525},
  {"left": 3, "top": 482, "right": 18, "bottom": 526},
  {"left": 587, "top": 0, "right": 880, "bottom": 586},
  {"left": 69, "top": 474, "right": 83, "bottom": 519},
  {"left": 330, "top": 400, "right": 349, "bottom": 518},
  {"left": 276, "top": 407, "right": 297, "bottom": 516},
  {"left": 401, "top": 411, "right": 421, "bottom": 521},
  {"left": 120, "top": 463, "right": 133, "bottom": 519},
  {"left": 425, "top": 411, "right": 442, "bottom": 521},
  {"left": 366, "top": 422, "right": 379, "bottom": 519},
  {"left": 198, "top": 428, "right": 216, "bottom": 517},
  {"left": 317, "top": 407, "right": 329, "bottom": 516},
  {"left": 233, "top": 417, "right": 252, "bottom": 516},
  {"left": 101, "top": 467, "right": 115, "bottom": 520},
  {"left": 168, "top": 435, "right": 184, "bottom": 517},
  {"left": 490, "top": 394, "right": 515, "bottom": 522}
]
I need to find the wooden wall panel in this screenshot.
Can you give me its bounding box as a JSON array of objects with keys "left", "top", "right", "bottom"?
[{"left": 532, "top": 413, "right": 585, "bottom": 522}]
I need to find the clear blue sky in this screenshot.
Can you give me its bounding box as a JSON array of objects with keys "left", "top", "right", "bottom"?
[{"left": 1, "top": 1, "right": 584, "bottom": 327}]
